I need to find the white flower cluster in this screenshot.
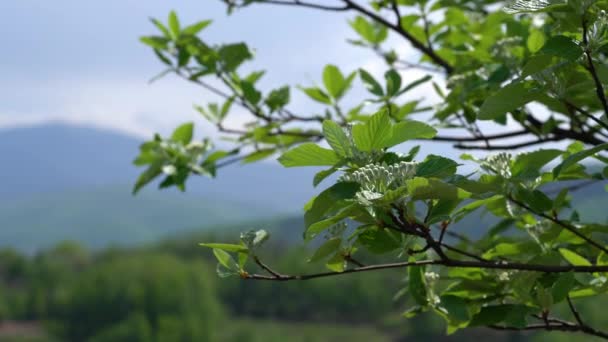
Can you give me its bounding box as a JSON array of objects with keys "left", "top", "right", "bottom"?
[
  {"left": 589, "top": 10, "right": 608, "bottom": 50},
  {"left": 481, "top": 152, "right": 512, "bottom": 178},
  {"left": 339, "top": 162, "right": 418, "bottom": 192},
  {"left": 497, "top": 271, "right": 511, "bottom": 282},
  {"left": 425, "top": 271, "right": 440, "bottom": 283},
  {"left": 339, "top": 162, "right": 418, "bottom": 205}
]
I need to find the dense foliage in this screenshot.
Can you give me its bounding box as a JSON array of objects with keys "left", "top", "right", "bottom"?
[{"left": 134, "top": 0, "right": 608, "bottom": 338}]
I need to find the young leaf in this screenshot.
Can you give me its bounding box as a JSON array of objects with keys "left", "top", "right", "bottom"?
[
  {"left": 386, "top": 120, "right": 437, "bottom": 147},
  {"left": 478, "top": 81, "right": 542, "bottom": 120},
  {"left": 304, "top": 182, "right": 359, "bottom": 229},
  {"left": 385, "top": 69, "right": 402, "bottom": 97},
  {"left": 359, "top": 69, "right": 384, "bottom": 96},
  {"left": 352, "top": 110, "right": 393, "bottom": 151},
  {"left": 416, "top": 155, "right": 458, "bottom": 178},
  {"left": 409, "top": 265, "right": 428, "bottom": 306},
  {"left": 199, "top": 243, "right": 248, "bottom": 253},
  {"left": 171, "top": 122, "right": 194, "bottom": 144},
  {"left": 218, "top": 43, "right": 252, "bottom": 71},
  {"left": 322, "top": 120, "right": 352, "bottom": 157},
  {"left": 299, "top": 87, "right": 332, "bottom": 104},
  {"left": 132, "top": 161, "right": 163, "bottom": 195},
  {"left": 308, "top": 238, "right": 342, "bottom": 263},
  {"left": 278, "top": 143, "right": 340, "bottom": 167},
  {"left": 540, "top": 35, "right": 583, "bottom": 61},
  {"left": 168, "top": 11, "right": 180, "bottom": 39},
  {"left": 559, "top": 248, "right": 591, "bottom": 266},
  {"left": 553, "top": 143, "right": 608, "bottom": 178},
  {"left": 213, "top": 248, "right": 239, "bottom": 271},
  {"left": 182, "top": 20, "right": 212, "bottom": 35},
  {"left": 322, "top": 65, "right": 345, "bottom": 99}
]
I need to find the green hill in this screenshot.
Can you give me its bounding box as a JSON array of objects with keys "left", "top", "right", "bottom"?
[{"left": 0, "top": 185, "right": 270, "bottom": 253}]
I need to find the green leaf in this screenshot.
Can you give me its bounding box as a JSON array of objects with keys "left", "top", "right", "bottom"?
[
  {"left": 527, "top": 30, "right": 546, "bottom": 53},
  {"left": 409, "top": 265, "right": 428, "bottom": 306},
  {"left": 416, "top": 155, "right": 458, "bottom": 178},
  {"left": 241, "top": 81, "right": 261, "bottom": 105},
  {"left": 171, "top": 122, "right": 194, "bottom": 144},
  {"left": 168, "top": 11, "right": 180, "bottom": 39},
  {"left": 218, "top": 43, "right": 252, "bottom": 71},
  {"left": 470, "top": 305, "right": 531, "bottom": 328},
  {"left": 199, "top": 243, "right": 248, "bottom": 253},
  {"left": 304, "top": 182, "right": 359, "bottom": 229},
  {"left": 386, "top": 120, "right": 437, "bottom": 147},
  {"left": 349, "top": 16, "right": 380, "bottom": 44},
  {"left": 278, "top": 143, "right": 340, "bottom": 167},
  {"left": 242, "top": 149, "right": 275, "bottom": 163},
  {"left": 357, "top": 226, "right": 401, "bottom": 254},
  {"left": 406, "top": 178, "right": 470, "bottom": 200},
  {"left": 439, "top": 295, "right": 471, "bottom": 323},
  {"left": 559, "top": 248, "right": 591, "bottom": 266},
  {"left": 299, "top": 87, "right": 332, "bottom": 104},
  {"left": 512, "top": 149, "right": 562, "bottom": 179},
  {"left": 323, "top": 120, "right": 352, "bottom": 157},
  {"left": 140, "top": 36, "right": 170, "bottom": 50},
  {"left": 385, "top": 69, "right": 402, "bottom": 96},
  {"left": 513, "top": 186, "right": 553, "bottom": 213},
  {"left": 325, "top": 252, "right": 346, "bottom": 272},
  {"left": 540, "top": 35, "right": 583, "bottom": 61},
  {"left": 150, "top": 18, "right": 171, "bottom": 38},
  {"left": 308, "top": 238, "right": 342, "bottom": 262},
  {"left": 551, "top": 272, "right": 575, "bottom": 303},
  {"left": 213, "top": 248, "right": 239, "bottom": 271},
  {"left": 400, "top": 75, "right": 432, "bottom": 95},
  {"left": 553, "top": 143, "right": 608, "bottom": 178},
  {"left": 322, "top": 65, "right": 345, "bottom": 99},
  {"left": 521, "top": 54, "right": 556, "bottom": 77},
  {"left": 313, "top": 167, "right": 338, "bottom": 187},
  {"left": 182, "top": 20, "right": 212, "bottom": 35},
  {"left": 352, "top": 110, "right": 393, "bottom": 151},
  {"left": 359, "top": 69, "right": 384, "bottom": 96},
  {"left": 483, "top": 242, "right": 526, "bottom": 259},
  {"left": 133, "top": 161, "right": 163, "bottom": 195},
  {"left": 478, "top": 81, "right": 542, "bottom": 120},
  {"left": 265, "top": 86, "right": 290, "bottom": 112}
]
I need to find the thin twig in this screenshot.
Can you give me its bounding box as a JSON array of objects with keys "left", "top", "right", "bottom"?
[{"left": 508, "top": 196, "right": 608, "bottom": 254}]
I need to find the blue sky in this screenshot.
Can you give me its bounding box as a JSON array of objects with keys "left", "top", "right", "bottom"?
[
  {"left": 0, "top": 1, "right": 375, "bottom": 135},
  {"left": 1, "top": 1, "right": 535, "bottom": 162}
]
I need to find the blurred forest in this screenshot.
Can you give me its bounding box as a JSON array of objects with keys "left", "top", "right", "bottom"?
[{"left": 0, "top": 218, "right": 606, "bottom": 341}]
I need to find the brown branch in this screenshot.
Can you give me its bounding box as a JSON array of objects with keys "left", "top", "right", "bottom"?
[
  {"left": 489, "top": 318, "right": 608, "bottom": 339},
  {"left": 432, "top": 130, "right": 529, "bottom": 142},
  {"left": 566, "top": 101, "right": 608, "bottom": 132},
  {"left": 440, "top": 243, "right": 488, "bottom": 262},
  {"left": 243, "top": 258, "right": 608, "bottom": 282},
  {"left": 247, "top": 0, "right": 350, "bottom": 11},
  {"left": 341, "top": 0, "right": 453, "bottom": 74},
  {"left": 253, "top": 255, "right": 287, "bottom": 278},
  {"left": 583, "top": 18, "right": 608, "bottom": 118},
  {"left": 455, "top": 137, "right": 562, "bottom": 150},
  {"left": 567, "top": 296, "right": 584, "bottom": 326},
  {"left": 508, "top": 195, "right": 608, "bottom": 254}
]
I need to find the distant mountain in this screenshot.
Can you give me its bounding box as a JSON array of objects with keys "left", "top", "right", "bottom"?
[
  {"left": 0, "top": 123, "right": 322, "bottom": 252},
  {"left": 0, "top": 123, "right": 320, "bottom": 209},
  {"left": 0, "top": 185, "right": 270, "bottom": 253},
  {"left": 1, "top": 124, "right": 606, "bottom": 253}
]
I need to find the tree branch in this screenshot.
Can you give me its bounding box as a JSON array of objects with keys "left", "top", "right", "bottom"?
[
  {"left": 243, "top": 258, "right": 608, "bottom": 282},
  {"left": 582, "top": 18, "right": 608, "bottom": 118},
  {"left": 508, "top": 196, "right": 608, "bottom": 254},
  {"left": 341, "top": 0, "right": 454, "bottom": 74}
]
